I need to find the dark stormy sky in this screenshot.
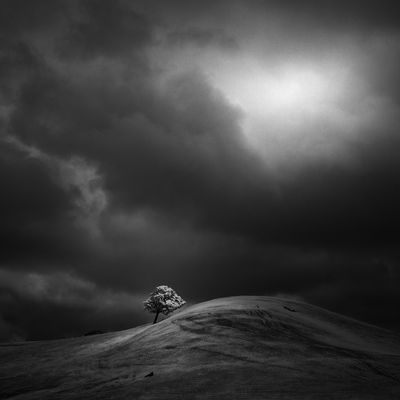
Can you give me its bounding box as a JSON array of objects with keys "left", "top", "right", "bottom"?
[{"left": 1, "top": 0, "right": 400, "bottom": 340}]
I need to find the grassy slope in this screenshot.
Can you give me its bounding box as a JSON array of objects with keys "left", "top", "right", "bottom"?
[{"left": 1, "top": 296, "right": 400, "bottom": 399}]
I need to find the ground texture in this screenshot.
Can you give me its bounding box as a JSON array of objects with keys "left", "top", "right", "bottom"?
[{"left": 1, "top": 296, "right": 400, "bottom": 399}]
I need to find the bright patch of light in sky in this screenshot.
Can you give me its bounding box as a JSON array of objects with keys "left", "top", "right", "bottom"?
[
  {"left": 150, "top": 43, "right": 375, "bottom": 167},
  {"left": 208, "top": 57, "right": 350, "bottom": 123},
  {"left": 213, "top": 63, "right": 333, "bottom": 113},
  {"left": 206, "top": 56, "right": 357, "bottom": 164}
]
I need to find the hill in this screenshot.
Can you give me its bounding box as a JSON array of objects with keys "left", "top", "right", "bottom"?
[{"left": 1, "top": 296, "right": 400, "bottom": 399}]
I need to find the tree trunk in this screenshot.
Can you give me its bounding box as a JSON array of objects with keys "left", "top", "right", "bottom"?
[{"left": 153, "top": 310, "right": 160, "bottom": 324}]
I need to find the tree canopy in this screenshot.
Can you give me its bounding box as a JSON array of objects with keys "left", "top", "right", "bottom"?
[{"left": 143, "top": 285, "right": 185, "bottom": 323}]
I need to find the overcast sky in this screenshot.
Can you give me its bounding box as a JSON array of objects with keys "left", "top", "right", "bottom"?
[{"left": 1, "top": 0, "right": 400, "bottom": 340}]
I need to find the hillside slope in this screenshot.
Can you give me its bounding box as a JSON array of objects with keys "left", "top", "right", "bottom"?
[{"left": 1, "top": 296, "right": 400, "bottom": 399}]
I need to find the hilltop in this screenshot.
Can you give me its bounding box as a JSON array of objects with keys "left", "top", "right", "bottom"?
[{"left": 1, "top": 296, "right": 400, "bottom": 399}]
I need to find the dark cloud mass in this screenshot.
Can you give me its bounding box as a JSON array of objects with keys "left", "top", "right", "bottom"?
[{"left": 1, "top": 0, "right": 400, "bottom": 340}]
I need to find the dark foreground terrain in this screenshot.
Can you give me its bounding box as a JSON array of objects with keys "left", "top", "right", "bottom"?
[{"left": 1, "top": 296, "right": 400, "bottom": 399}]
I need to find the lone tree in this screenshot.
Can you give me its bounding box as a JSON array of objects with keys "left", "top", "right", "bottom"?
[{"left": 144, "top": 285, "right": 186, "bottom": 324}]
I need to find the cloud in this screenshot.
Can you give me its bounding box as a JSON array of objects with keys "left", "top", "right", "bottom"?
[
  {"left": 59, "top": 0, "right": 152, "bottom": 60},
  {"left": 8, "top": 137, "right": 107, "bottom": 233},
  {"left": 166, "top": 27, "right": 238, "bottom": 50},
  {"left": 0, "top": 269, "right": 147, "bottom": 341},
  {"left": 0, "top": 0, "right": 400, "bottom": 339}
]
